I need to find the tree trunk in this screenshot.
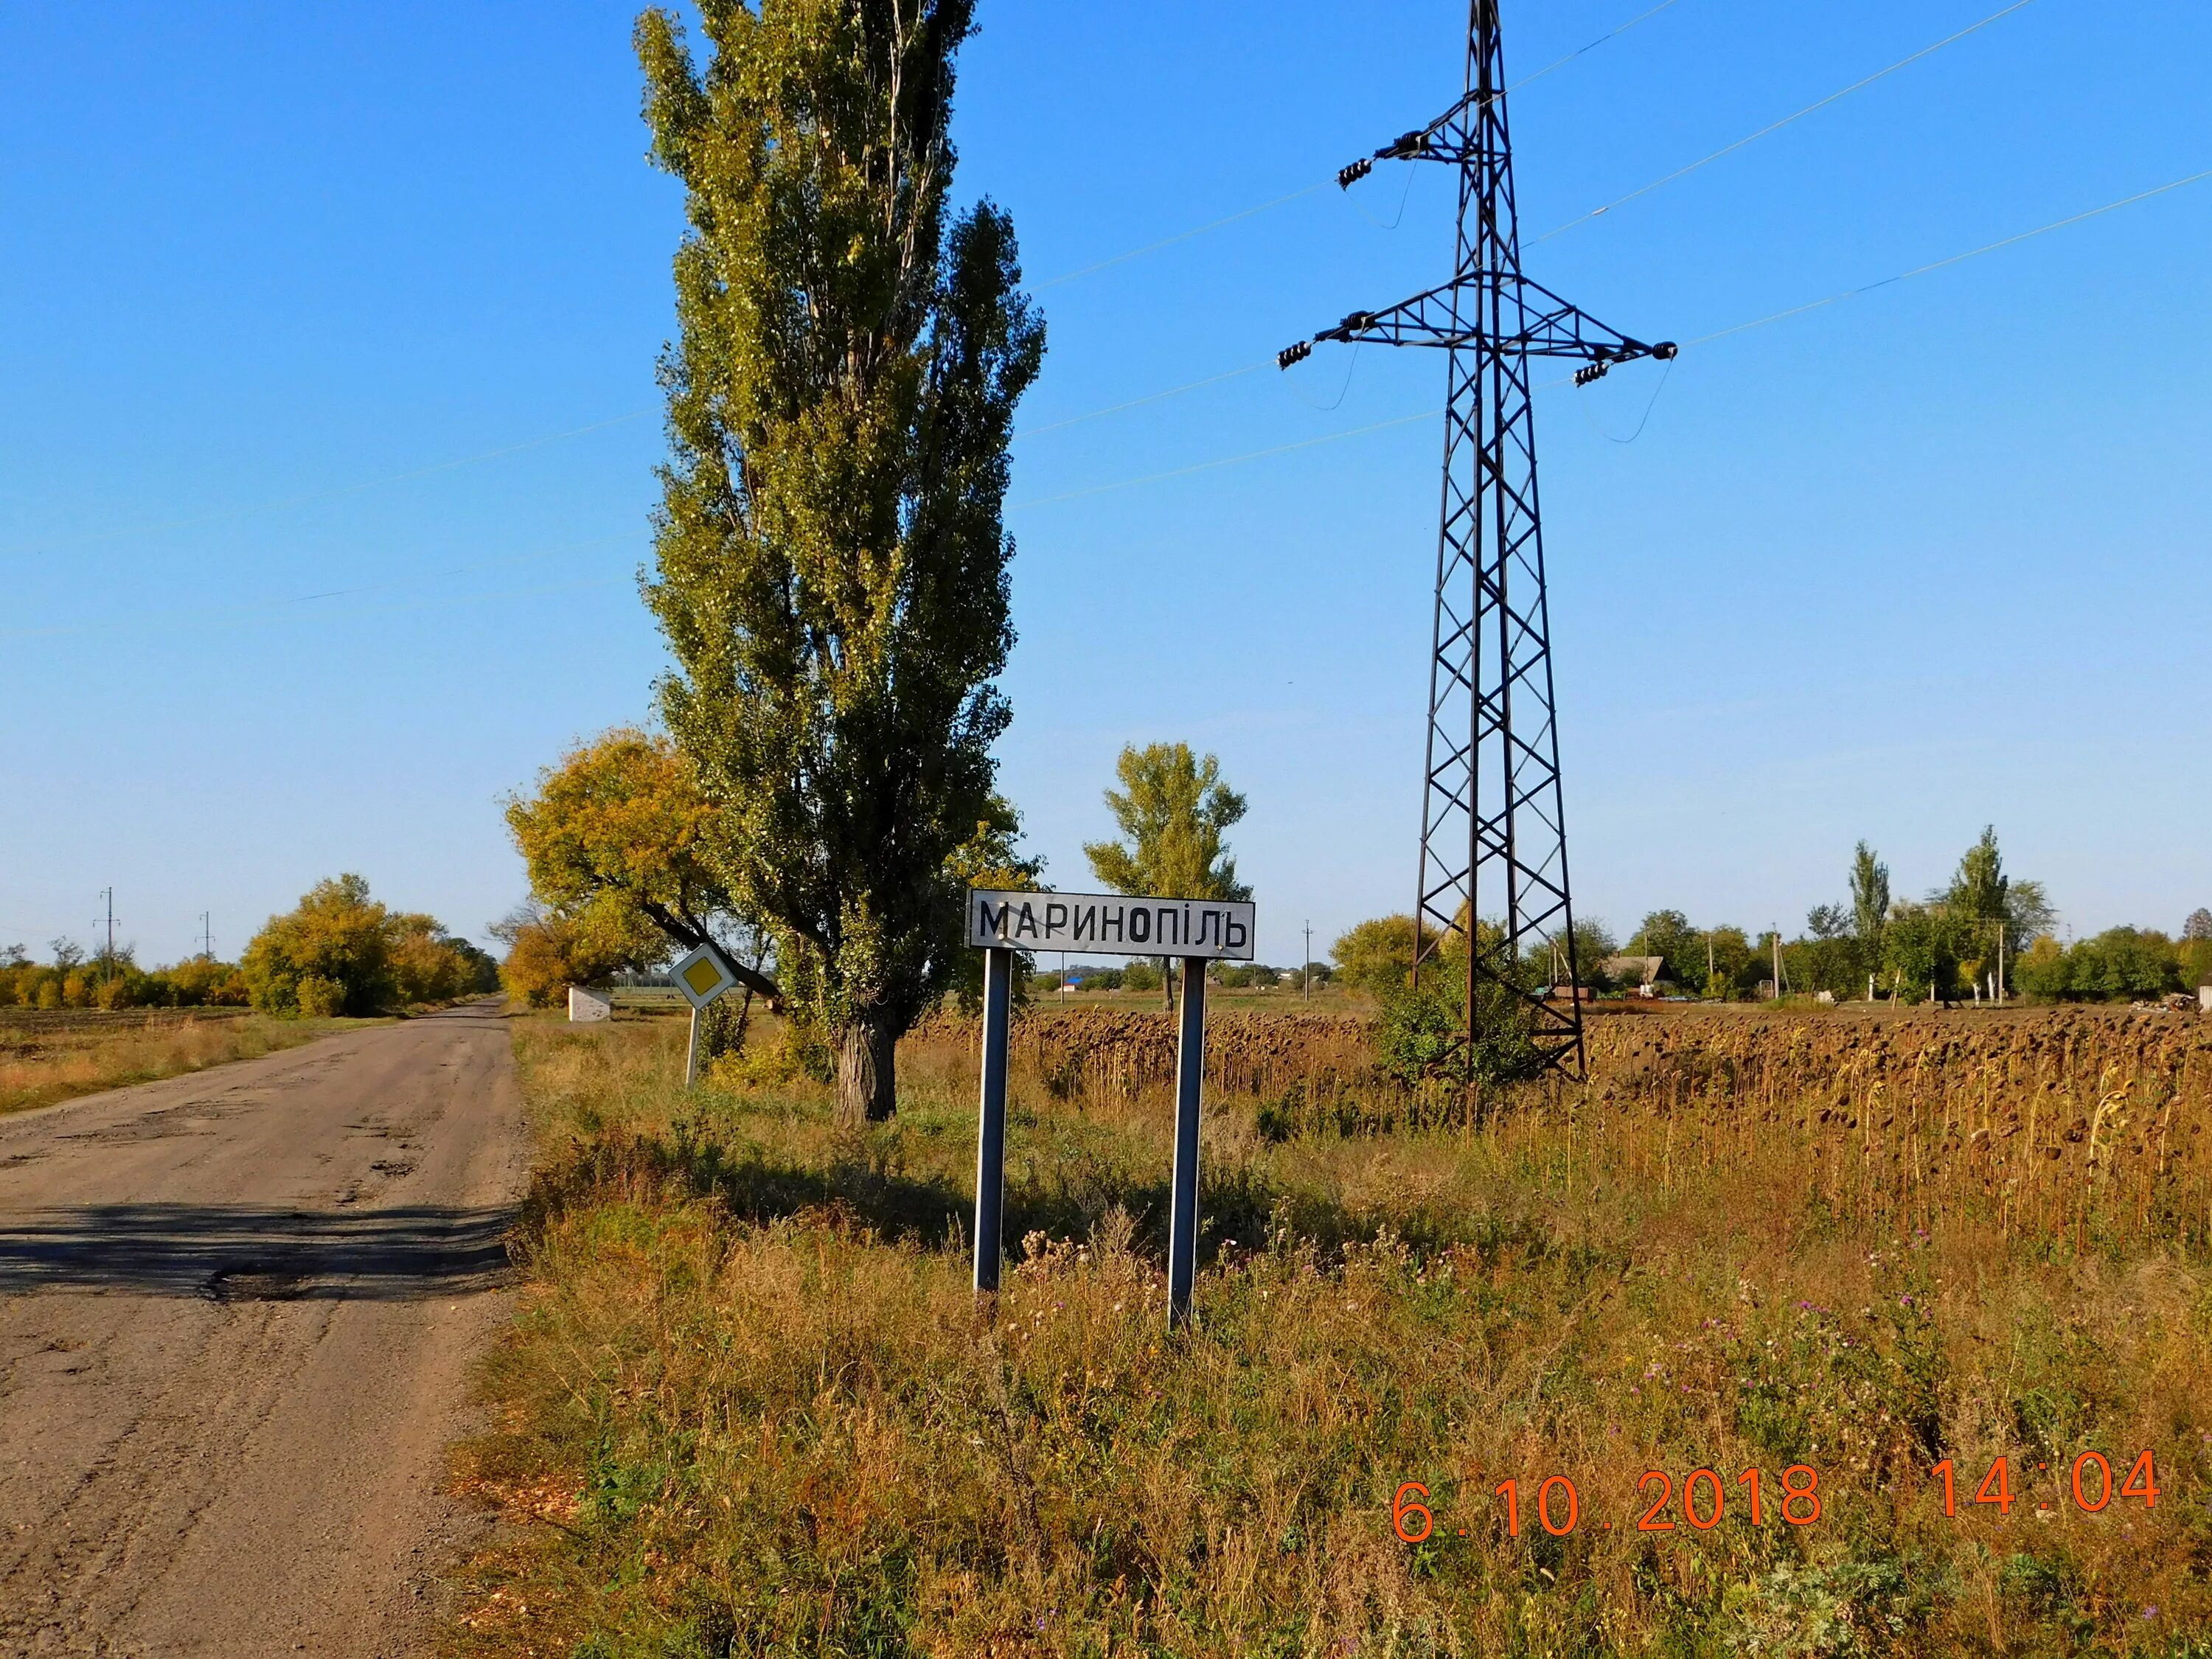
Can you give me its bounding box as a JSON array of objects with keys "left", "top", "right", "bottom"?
[{"left": 835, "top": 1012, "right": 898, "bottom": 1126}]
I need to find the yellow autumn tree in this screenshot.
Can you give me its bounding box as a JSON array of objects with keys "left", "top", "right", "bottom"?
[{"left": 503, "top": 728, "right": 777, "bottom": 999}]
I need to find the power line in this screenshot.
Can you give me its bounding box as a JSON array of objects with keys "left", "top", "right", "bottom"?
[
  {"left": 1683, "top": 164, "right": 2212, "bottom": 348},
  {"left": 0, "top": 4, "right": 2029, "bottom": 567},
  {"left": 3, "top": 536, "right": 635, "bottom": 641},
  {"left": 1528, "top": 0, "right": 2038, "bottom": 246},
  {"left": 1006, "top": 408, "right": 1436, "bottom": 510},
  {"left": 0, "top": 6, "right": 1690, "bottom": 561},
  {"left": 0, "top": 411, "right": 655, "bottom": 559},
  {"left": 1015, "top": 361, "right": 1273, "bottom": 439},
  {"left": 4, "top": 573, "right": 625, "bottom": 644},
  {"left": 1032, "top": 2, "right": 2036, "bottom": 450},
  {"left": 1010, "top": 161, "right": 2212, "bottom": 510},
  {"left": 1029, "top": 0, "right": 1689, "bottom": 291}
]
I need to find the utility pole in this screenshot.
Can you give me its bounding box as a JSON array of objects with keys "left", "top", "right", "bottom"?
[
  {"left": 100, "top": 888, "right": 115, "bottom": 998},
  {"left": 1281, "top": 1, "right": 1672, "bottom": 1083},
  {"left": 1303, "top": 919, "right": 1312, "bottom": 999},
  {"left": 201, "top": 912, "right": 214, "bottom": 961}
]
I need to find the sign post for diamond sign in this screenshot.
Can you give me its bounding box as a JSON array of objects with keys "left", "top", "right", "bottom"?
[{"left": 965, "top": 888, "right": 1256, "bottom": 1329}]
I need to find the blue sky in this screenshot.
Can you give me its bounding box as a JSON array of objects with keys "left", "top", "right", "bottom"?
[{"left": 3, "top": 0, "right": 2207, "bottom": 968}]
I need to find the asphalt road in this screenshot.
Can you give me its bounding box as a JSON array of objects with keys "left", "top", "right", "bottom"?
[{"left": 0, "top": 1001, "right": 527, "bottom": 1658}]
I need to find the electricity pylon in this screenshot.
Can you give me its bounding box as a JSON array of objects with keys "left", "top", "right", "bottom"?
[{"left": 1280, "top": 0, "right": 1672, "bottom": 1081}]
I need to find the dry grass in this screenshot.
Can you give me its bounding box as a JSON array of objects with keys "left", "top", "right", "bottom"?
[
  {"left": 448, "top": 1006, "right": 2212, "bottom": 1658},
  {"left": 0, "top": 1008, "right": 361, "bottom": 1116}
]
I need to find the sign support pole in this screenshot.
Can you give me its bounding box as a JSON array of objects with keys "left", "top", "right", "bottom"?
[
  {"left": 1167, "top": 954, "right": 1207, "bottom": 1328},
  {"left": 973, "top": 945, "right": 1013, "bottom": 1295},
  {"left": 685, "top": 1006, "right": 702, "bottom": 1089}
]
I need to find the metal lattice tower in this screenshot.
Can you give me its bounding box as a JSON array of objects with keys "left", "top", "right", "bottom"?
[{"left": 1280, "top": 0, "right": 1672, "bottom": 1080}]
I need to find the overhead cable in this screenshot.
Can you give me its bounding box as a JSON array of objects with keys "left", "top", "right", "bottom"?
[
  {"left": 1030, "top": 0, "right": 1689, "bottom": 291},
  {"left": 1528, "top": 0, "right": 2038, "bottom": 246},
  {"left": 0, "top": 411, "right": 654, "bottom": 558},
  {"left": 1683, "top": 164, "right": 2212, "bottom": 347},
  {"left": 1011, "top": 161, "right": 2212, "bottom": 509}
]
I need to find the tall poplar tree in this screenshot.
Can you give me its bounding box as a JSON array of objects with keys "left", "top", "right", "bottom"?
[
  {"left": 1084, "top": 743, "right": 1251, "bottom": 1009},
  {"left": 636, "top": 0, "right": 1043, "bottom": 1124}
]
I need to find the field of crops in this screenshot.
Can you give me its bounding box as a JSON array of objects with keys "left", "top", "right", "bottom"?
[
  {"left": 453, "top": 999, "right": 2212, "bottom": 1656},
  {"left": 900, "top": 1001, "right": 2212, "bottom": 1249}
]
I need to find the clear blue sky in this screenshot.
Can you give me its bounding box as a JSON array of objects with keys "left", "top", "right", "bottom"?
[{"left": 4, "top": 0, "right": 2207, "bottom": 968}]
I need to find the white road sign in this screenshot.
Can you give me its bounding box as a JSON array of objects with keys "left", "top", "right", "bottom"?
[
  {"left": 966, "top": 888, "right": 1256, "bottom": 961},
  {"left": 670, "top": 941, "right": 740, "bottom": 1010}
]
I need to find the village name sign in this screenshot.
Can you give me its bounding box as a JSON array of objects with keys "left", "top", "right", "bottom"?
[
  {"left": 966, "top": 888, "right": 1255, "bottom": 959},
  {"left": 965, "top": 888, "right": 1256, "bottom": 1329}
]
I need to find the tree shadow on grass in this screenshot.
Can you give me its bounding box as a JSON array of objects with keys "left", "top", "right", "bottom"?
[{"left": 543, "top": 1117, "right": 1570, "bottom": 1274}]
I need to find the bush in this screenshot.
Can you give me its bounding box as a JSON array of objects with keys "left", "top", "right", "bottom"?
[
  {"left": 1330, "top": 914, "right": 1416, "bottom": 996},
  {"left": 295, "top": 975, "right": 347, "bottom": 1018},
  {"left": 1374, "top": 975, "right": 1541, "bottom": 1091},
  {"left": 242, "top": 874, "right": 483, "bottom": 1018},
  {"left": 2017, "top": 928, "right": 2182, "bottom": 1003}
]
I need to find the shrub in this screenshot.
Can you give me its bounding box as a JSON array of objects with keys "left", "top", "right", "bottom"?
[
  {"left": 294, "top": 975, "right": 346, "bottom": 1018},
  {"left": 242, "top": 874, "right": 481, "bottom": 1017},
  {"left": 1373, "top": 974, "right": 1540, "bottom": 1090}
]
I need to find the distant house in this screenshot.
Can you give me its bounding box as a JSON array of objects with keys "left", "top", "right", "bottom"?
[{"left": 1600, "top": 955, "right": 1664, "bottom": 996}]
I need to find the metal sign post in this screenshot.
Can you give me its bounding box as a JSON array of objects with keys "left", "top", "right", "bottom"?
[
  {"left": 972, "top": 945, "right": 1014, "bottom": 1294},
  {"left": 669, "top": 941, "right": 740, "bottom": 1089},
  {"left": 1166, "top": 953, "right": 1207, "bottom": 1326},
  {"left": 964, "top": 889, "right": 1254, "bottom": 1328}
]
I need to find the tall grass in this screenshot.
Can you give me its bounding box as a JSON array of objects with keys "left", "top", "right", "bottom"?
[{"left": 449, "top": 1009, "right": 2212, "bottom": 1658}]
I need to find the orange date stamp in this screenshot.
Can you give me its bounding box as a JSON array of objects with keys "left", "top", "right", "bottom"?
[
  {"left": 1393, "top": 1450, "right": 2160, "bottom": 1543},
  {"left": 1393, "top": 1464, "right": 1823, "bottom": 1542}
]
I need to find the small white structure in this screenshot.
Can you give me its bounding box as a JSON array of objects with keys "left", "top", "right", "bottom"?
[
  {"left": 1599, "top": 955, "right": 1664, "bottom": 997},
  {"left": 567, "top": 985, "right": 613, "bottom": 1023},
  {"left": 2200, "top": 985, "right": 2212, "bottom": 1015}
]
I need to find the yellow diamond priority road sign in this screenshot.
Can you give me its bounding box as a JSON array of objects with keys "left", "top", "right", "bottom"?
[{"left": 670, "top": 941, "right": 739, "bottom": 1011}]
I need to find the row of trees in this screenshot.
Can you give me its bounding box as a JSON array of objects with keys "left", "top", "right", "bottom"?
[
  {"left": 0, "top": 945, "right": 249, "bottom": 1011},
  {"left": 1, "top": 876, "right": 495, "bottom": 1018},
  {"left": 1329, "top": 830, "right": 2212, "bottom": 1007}
]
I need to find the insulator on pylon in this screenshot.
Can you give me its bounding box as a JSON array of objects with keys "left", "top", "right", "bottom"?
[
  {"left": 1338, "top": 157, "right": 1374, "bottom": 189},
  {"left": 1652, "top": 341, "right": 1679, "bottom": 360},
  {"left": 1574, "top": 361, "right": 1610, "bottom": 387},
  {"left": 1277, "top": 340, "right": 1312, "bottom": 370}
]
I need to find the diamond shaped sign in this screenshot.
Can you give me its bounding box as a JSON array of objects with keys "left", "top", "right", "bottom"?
[{"left": 670, "top": 941, "right": 739, "bottom": 1010}]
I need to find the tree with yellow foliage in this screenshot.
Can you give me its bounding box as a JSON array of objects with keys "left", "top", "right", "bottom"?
[{"left": 503, "top": 728, "right": 777, "bottom": 1001}]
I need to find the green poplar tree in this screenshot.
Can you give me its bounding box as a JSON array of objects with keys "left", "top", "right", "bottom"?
[
  {"left": 1083, "top": 742, "right": 1251, "bottom": 1009},
  {"left": 636, "top": 0, "right": 1044, "bottom": 1124},
  {"left": 1849, "top": 841, "right": 1891, "bottom": 958}
]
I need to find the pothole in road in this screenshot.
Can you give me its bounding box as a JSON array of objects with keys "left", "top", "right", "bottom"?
[{"left": 203, "top": 1265, "right": 310, "bottom": 1301}]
